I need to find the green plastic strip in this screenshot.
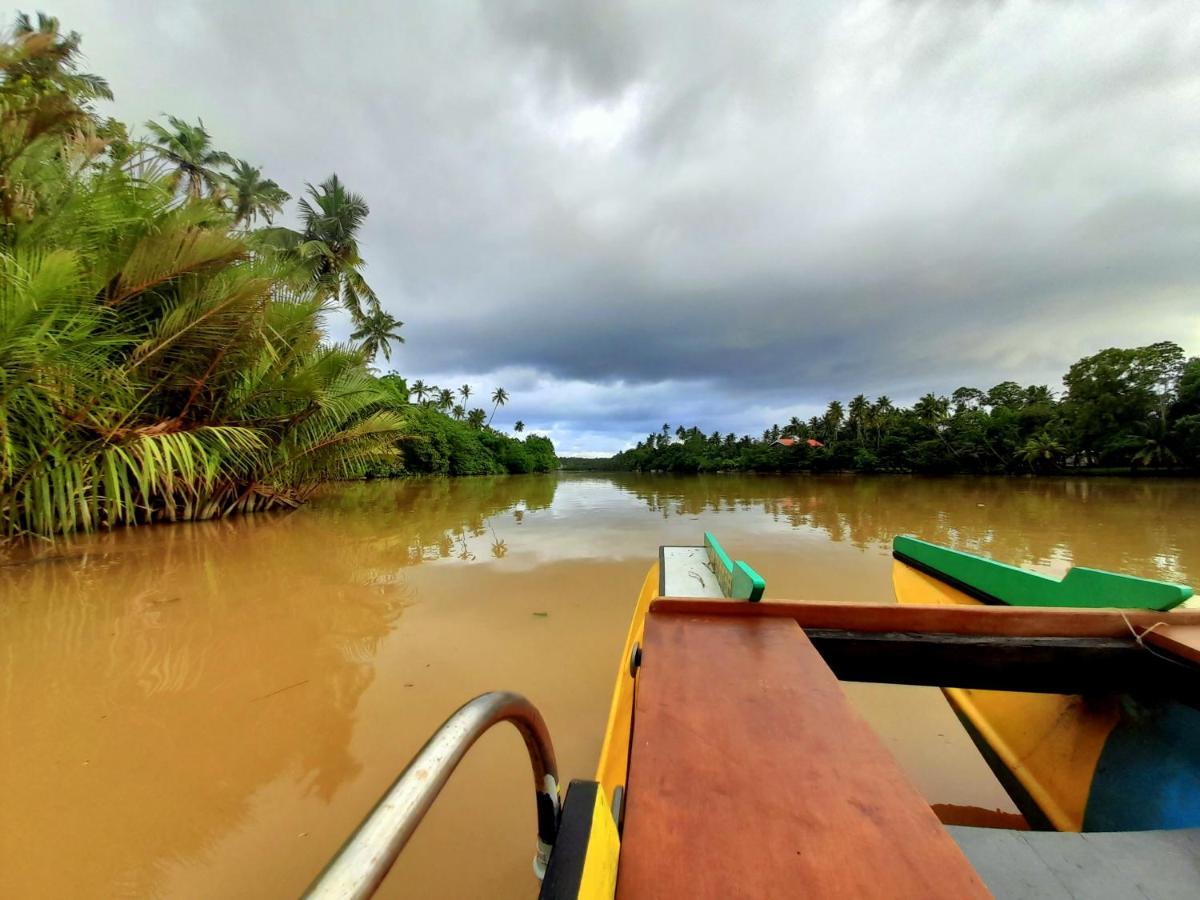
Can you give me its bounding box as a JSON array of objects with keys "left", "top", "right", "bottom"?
[
  {"left": 893, "top": 535, "right": 1192, "bottom": 611},
  {"left": 705, "top": 532, "right": 766, "bottom": 602}
]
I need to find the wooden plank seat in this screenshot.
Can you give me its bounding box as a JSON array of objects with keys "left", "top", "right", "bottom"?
[{"left": 616, "top": 610, "right": 989, "bottom": 898}]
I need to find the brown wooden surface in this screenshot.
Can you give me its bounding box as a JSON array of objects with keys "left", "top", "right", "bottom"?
[
  {"left": 616, "top": 612, "right": 990, "bottom": 899},
  {"left": 1146, "top": 624, "right": 1200, "bottom": 664},
  {"left": 652, "top": 598, "right": 1200, "bottom": 640}
]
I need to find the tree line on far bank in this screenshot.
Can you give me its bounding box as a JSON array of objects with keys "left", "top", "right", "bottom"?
[
  {"left": 0, "top": 15, "right": 552, "bottom": 540},
  {"left": 599, "top": 342, "right": 1199, "bottom": 475}
]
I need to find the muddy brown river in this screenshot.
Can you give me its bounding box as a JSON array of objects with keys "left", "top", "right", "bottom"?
[{"left": 2, "top": 473, "right": 1198, "bottom": 898}]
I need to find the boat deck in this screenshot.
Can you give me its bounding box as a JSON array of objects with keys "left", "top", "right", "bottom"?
[
  {"left": 615, "top": 606, "right": 989, "bottom": 898},
  {"left": 949, "top": 825, "right": 1200, "bottom": 899}
]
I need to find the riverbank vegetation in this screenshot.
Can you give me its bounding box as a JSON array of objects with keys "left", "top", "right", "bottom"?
[
  {"left": 610, "top": 342, "right": 1200, "bottom": 475},
  {"left": 0, "top": 15, "right": 552, "bottom": 538}
]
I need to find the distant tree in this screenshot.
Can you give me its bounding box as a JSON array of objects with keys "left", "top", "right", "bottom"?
[
  {"left": 467, "top": 408, "right": 487, "bottom": 429},
  {"left": 225, "top": 160, "right": 289, "bottom": 225},
  {"left": 985, "top": 382, "right": 1025, "bottom": 409},
  {"left": 411, "top": 380, "right": 428, "bottom": 403},
  {"left": 295, "top": 175, "right": 379, "bottom": 318},
  {"left": 452, "top": 404, "right": 464, "bottom": 420},
  {"left": 488, "top": 386, "right": 508, "bottom": 425},
  {"left": 1062, "top": 342, "right": 1185, "bottom": 464},
  {"left": 145, "top": 115, "right": 233, "bottom": 199},
  {"left": 823, "top": 401, "right": 844, "bottom": 439},
  {"left": 1019, "top": 432, "right": 1066, "bottom": 472},
  {"left": 514, "top": 420, "right": 525, "bottom": 433},
  {"left": 848, "top": 394, "right": 869, "bottom": 444},
  {"left": 952, "top": 387, "right": 985, "bottom": 413},
  {"left": 350, "top": 309, "right": 404, "bottom": 362},
  {"left": 913, "top": 393, "right": 949, "bottom": 429},
  {"left": 260, "top": 175, "right": 381, "bottom": 320},
  {"left": 1024, "top": 384, "right": 1055, "bottom": 406},
  {"left": 437, "top": 389, "right": 453, "bottom": 411},
  {"left": 460, "top": 384, "right": 472, "bottom": 404}
]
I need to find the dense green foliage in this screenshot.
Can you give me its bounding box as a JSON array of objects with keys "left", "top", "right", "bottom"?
[
  {"left": 558, "top": 456, "right": 619, "bottom": 471},
  {"left": 373, "top": 404, "right": 556, "bottom": 477},
  {"left": 612, "top": 342, "right": 1200, "bottom": 475},
  {"left": 0, "top": 15, "right": 552, "bottom": 538}
]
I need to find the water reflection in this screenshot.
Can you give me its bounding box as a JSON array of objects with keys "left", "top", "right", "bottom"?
[
  {"left": 2, "top": 472, "right": 1197, "bottom": 898},
  {"left": 600, "top": 473, "right": 1200, "bottom": 584},
  {"left": 0, "top": 476, "right": 553, "bottom": 898}
]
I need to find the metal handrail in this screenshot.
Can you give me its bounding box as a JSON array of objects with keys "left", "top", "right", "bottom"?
[{"left": 303, "top": 691, "right": 560, "bottom": 900}]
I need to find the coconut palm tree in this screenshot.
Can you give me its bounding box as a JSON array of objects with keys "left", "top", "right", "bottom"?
[
  {"left": 452, "top": 404, "right": 465, "bottom": 420},
  {"left": 436, "top": 389, "right": 454, "bottom": 412},
  {"left": 259, "top": 174, "right": 380, "bottom": 319},
  {"left": 410, "top": 380, "right": 428, "bottom": 403},
  {"left": 514, "top": 421, "right": 525, "bottom": 433},
  {"left": 913, "top": 393, "right": 949, "bottom": 430},
  {"left": 145, "top": 115, "right": 234, "bottom": 199},
  {"left": 459, "top": 384, "right": 472, "bottom": 404},
  {"left": 467, "top": 408, "right": 487, "bottom": 429},
  {"left": 823, "top": 401, "right": 844, "bottom": 440},
  {"left": 848, "top": 394, "right": 869, "bottom": 445},
  {"left": 1019, "top": 432, "right": 1066, "bottom": 472},
  {"left": 225, "top": 160, "right": 289, "bottom": 225},
  {"left": 350, "top": 309, "right": 404, "bottom": 363},
  {"left": 8, "top": 13, "right": 112, "bottom": 103},
  {"left": 488, "top": 386, "right": 508, "bottom": 425}
]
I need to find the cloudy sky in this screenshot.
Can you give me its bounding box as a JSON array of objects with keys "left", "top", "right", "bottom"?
[{"left": 44, "top": 0, "right": 1200, "bottom": 453}]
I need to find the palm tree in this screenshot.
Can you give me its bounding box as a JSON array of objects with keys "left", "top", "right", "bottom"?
[
  {"left": 467, "top": 408, "right": 487, "bottom": 429},
  {"left": 1132, "top": 438, "right": 1177, "bottom": 468},
  {"left": 145, "top": 115, "right": 233, "bottom": 199},
  {"left": 452, "top": 404, "right": 464, "bottom": 420},
  {"left": 1019, "top": 432, "right": 1066, "bottom": 472},
  {"left": 225, "top": 160, "right": 289, "bottom": 225},
  {"left": 823, "top": 401, "right": 844, "bottom": 440},
  {"left": 514, "top": 420, "right": 525, "bottom": 433},
  {"left": 488, "top": 386, "right": 508, "bottom": 425},
  {"left": 350, "top": 309, "right": 404, "bottom": 363},
  {"left": 9, "top": 13, "right": 112, "bottom": 102},
  {"left": 848, "top": 394, "right": 869, "bottom": 445},
  {"left": 873, "top": 396, "right": 894, "bottom": 449},
  {"left": 459, "top": 384, "right": 472, "bottom": 404},
  {"left": 913, "top": 393, "right": 949, "bottom": 430},
  {"left": 436, "top": 389, "right": 454, "bottom": 412},
  {"left": 292, "top": 175, "right": 379, "bottom": 318},
  {"left": 411, "top": 380, "right": 428, "bottom": 403},
  {"left": 1024, "top": 384, "right": 1055, "bottom": 406}
]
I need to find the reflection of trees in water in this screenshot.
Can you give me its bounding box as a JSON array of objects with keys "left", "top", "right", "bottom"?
[
  {"left": 600, "top": 473, "right": 1200, "bottom": 582},
  {"left": 0, "top": 474, "right": 556, "bottom": 896},
  {"left": 313, "top": 474, "right": 556, "bottom": 568}
]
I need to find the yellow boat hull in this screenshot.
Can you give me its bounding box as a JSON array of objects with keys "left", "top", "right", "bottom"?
[{"left": 892, "top": 561, "right": 1118, "bottom": 830}]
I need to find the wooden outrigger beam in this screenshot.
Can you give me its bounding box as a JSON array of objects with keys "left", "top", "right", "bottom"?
[
  {"left": 652, "top": 598, "right": 1200, "bottom": 639},
  {"left": 651, "top": 600, "right": 1200, "bottom": 701}
]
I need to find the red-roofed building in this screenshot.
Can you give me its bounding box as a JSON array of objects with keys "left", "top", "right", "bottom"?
[{"left": 774, "top": 437, "right": 824, "bottom": 449}]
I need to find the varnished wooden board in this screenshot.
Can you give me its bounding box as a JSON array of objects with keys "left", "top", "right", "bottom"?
[
  {"left": 652, "top": 598, "right": 1200, "bottom": 640},
  {"left": 1145, "top": 625, "right": 1200, "bottom": 665},
  {"left": 616, "top": 612, "right": 989, "bottom": 899}
]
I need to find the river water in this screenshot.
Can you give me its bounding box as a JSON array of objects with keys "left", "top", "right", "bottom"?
[{"left": 2, "top": 473, "right": 1198, "bottom": 898}]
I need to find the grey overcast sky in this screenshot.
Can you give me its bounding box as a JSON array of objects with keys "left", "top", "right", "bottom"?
[{"left": 40, "top": 0, "right": 1200, "bottom": 454}]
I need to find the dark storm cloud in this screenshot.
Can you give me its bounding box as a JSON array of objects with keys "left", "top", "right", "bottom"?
[{"left": 46, "top": 0, "right": 1200, "bottom": 452}]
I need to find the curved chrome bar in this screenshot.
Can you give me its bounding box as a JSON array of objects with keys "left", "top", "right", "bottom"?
[{"left": 303, "top": 691, "right": 560, "bottom": 900}]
